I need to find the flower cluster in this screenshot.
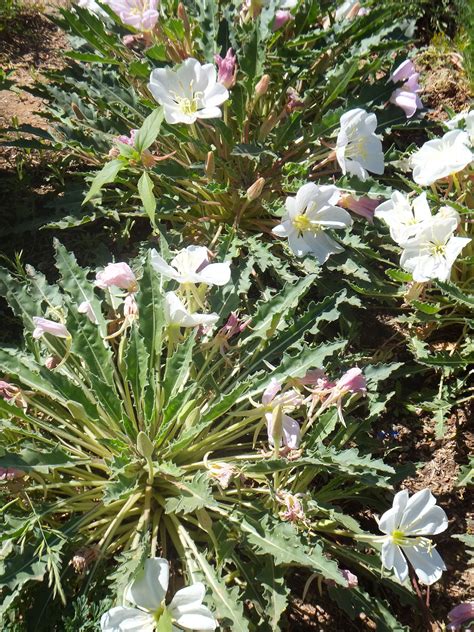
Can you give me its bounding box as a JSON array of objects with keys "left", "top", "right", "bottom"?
[{"left": 375, "top": 192, "right": 470, "bottom": 282}]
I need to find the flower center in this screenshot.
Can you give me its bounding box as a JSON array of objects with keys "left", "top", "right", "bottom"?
[
  {"left": 391, "top": 529, "right": 406, "bottom": 546},
  {"left": 292, "top": 214, "right": 322, "bottom": 234},
  {"left": 428, "top": 241, "right": 446, "bottom": 257},
  {"left": 345, "top": 134, "right": 368, "bottom": 160},
  {"left": 173, "top": 90, "right": 204, "bottom": 116}
]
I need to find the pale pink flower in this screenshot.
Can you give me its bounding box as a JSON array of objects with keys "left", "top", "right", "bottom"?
[
  {"left": 389, "top": 60, "right": 423, "bottom": 119},
  {"left": 338, "top": 193, "right": 381, "bottom": 222},
  {"left": 32, "top": 317, "right": 70, "bottom": 340},
  {"left": 262, "top": 379, "right": 302, "bottom": 449},
  {"left": 320, "top": 368, "right": 367, "bottom": 424},
  {"left": 273, "top": 9, "right": 293, "bottom": 30},
  {"left": 335, "top": 368, "right": 367, "bottom": 396},
  {"left": 95, "top": 262, "right": 138, "bottom": 293},
  {"left": 78, "top": 301, "right": 98, "bottom": 324},
  {"left": 116, "top": 129, "right": 138, "bottom": 146},
  {"left": 448, "top": 603, "right": 474, "bottom": 631},
  {"left": 214, "top": 48, "right": 237, "bottom": 89},
  {"left": 106, "top": 0, "right": 159, "bottom": 31}
]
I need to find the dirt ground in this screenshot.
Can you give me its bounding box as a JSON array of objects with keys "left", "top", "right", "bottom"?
[{"left": 0, "top": 4, "right": 472, "bottom": 631}]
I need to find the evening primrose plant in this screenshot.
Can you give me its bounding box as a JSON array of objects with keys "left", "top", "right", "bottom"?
[
  {"left": 0, "top": 240, "right": 420, "bottom": 629},
  {"left": 4, "top": 0, "right": 420, "bottom": 235}
]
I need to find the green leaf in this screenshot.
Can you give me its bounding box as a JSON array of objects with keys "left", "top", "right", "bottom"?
[
  {"left": 134, "top": 108, "right": 164, "bottom": 152},
  {"left": 162, "top": 331, "right": 196, "bottom": 403},
  {"left": 435, "top": 280, "right": 474, "bottom": 307},
  {"left": 237, "top": 513, "right": 345, "bottom": 584},
  {"left": 0, "top": 446, "right": 89, "bottom": 473},
  {"left": 165, "top": 472, "right": 216, "bottom": 515},
  {"left": 82, "top": 159, "right": 124, "bottom": 205},
  {"left": 138, "top": 171, "right": 157, "bottom": 226},
  {"left": 181, "top": 535, "right": 249, "bottom": 632},
  {"left": 244, "top": 275, "right": 316, "bottom": 341}
]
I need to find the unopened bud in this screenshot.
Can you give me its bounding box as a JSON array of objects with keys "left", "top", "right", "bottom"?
[
  {"left": 137, "top": 432, "right": 154, "bottom": 459},
  {"left": 205, "top": 151, "right": 215, "bottom": 179},
  {"left": 178, "top": 3, "right": 191, "bottom": 35},
  {"left": 246, "top": 177, "right": 265, "bottom": 201},
  {"left": 255, "top": 74, "right": 270, "bottom": 98},
  {"left": 141, "top": 150, "right": 156, "bottom": 168}
]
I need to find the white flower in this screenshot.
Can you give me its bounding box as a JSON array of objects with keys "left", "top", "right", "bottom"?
[
  {"left": 151, "top": 246, "right": 231, "bottom": 286},
  {"left": 374, "top": 191, "right": 432, "bottom": 244},
  {"left": 272, "top": 183, "right": 353, "bottom": 263},
  {"left": 76, "top": 0, "right": 108, "bottom": 17},
  {"left": 262, "top": 379, "right": 302, "bottom": 449},
  {"left": 410, "top": 130, "right": 473, "bottom": 186},
  {"left": 399, "top": 218, "right": 471, "bottom": 282},
  {"left": 100, "top": 558, "right": 217, "bottom": 632},
  {"left": 149, "top": 58, "right": 229, "bottom": 125},
  {"left": 378, "top": 489, "right": 448, "bottom": 585},
  {"left": 336, "top": 108, "right": 384, "bottom": 181},
  {"left": 164, "top": 291, "right": 219, "bottom": 328},
  {"left": 445, "top": 109, "right": 474, "bottom": 144},
  {"left": 78, "top": 301, "right": 98, "bottom": 324}
]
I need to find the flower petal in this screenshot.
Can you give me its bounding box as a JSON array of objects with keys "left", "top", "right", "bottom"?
[
  {"left": 168, "top": 582, "right": 205, "bottom": 611},
  {"left": 100, "top": 607, "right": 155, "bottom": 632},
  {"left": 198, "top": 262, "right": 231, "bottom": 286},
  {"left": 378, "top": 489, "right": 409, "bottom": 534},
  {"left": 403, "top": 544, "right": 446, "bottom": 585},
  {"left": 172, "top": 605, "right": 217, "bottom": 630},
  {"left": 125, "top": 558, "right": 169, "bottom": 611},
  {"left": 381, "top": 540, "right": 409, "bottom": 583}
]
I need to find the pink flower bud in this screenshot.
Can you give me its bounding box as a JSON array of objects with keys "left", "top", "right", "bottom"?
[
  {"left": 273, "top": 10, "right": 293, "bottom": 31},
  {"left": 338, "top": 194, "right": 381, "bottom": 222},
  {"left": 32, "top": 317, "right": 70, "bottom": 340},
  {"left": 246, "top": 177, "right": 265, "bottom": 201},
  {"left": 95, "top": 262, "right": 138, "bottom": 292},
  {"left": 255, "top": 74, "right": 270, "bottom": 98},
  {"left": 215, "top": 48, "right": 237, "bottom": 89}
]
